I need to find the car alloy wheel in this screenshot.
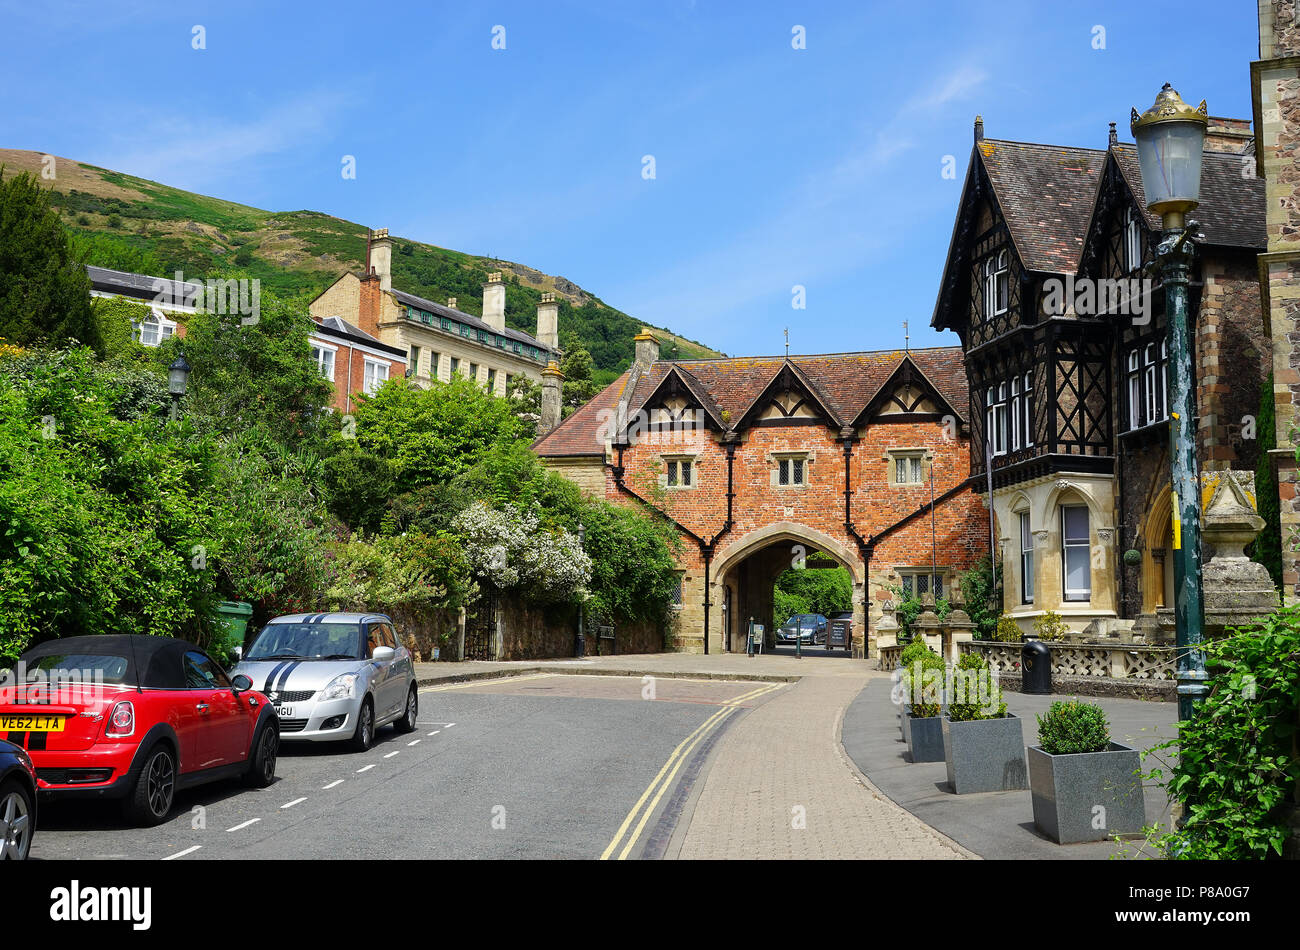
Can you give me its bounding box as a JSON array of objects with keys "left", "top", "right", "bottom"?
[
  {"left": 0, "top": 785, "right": 32, "bottom": 860},
  {"left": 259, "top": 728, "right": 278, "bottom": 783},
  {"left": 146, "top": 750, "right": 175, "bottom": 818}
]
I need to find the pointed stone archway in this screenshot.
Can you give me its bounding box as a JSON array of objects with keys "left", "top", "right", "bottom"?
[{"left": 708, "top": 522, "right": 866, "bottom": 655}]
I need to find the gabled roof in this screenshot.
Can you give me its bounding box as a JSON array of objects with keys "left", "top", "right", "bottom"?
[
  {"left": 979, "top": 140, "right": 1106, "bottom": 273},
  {"left": 86, "top": 265, "right": 203, "bottom": 308},
  {"left": 734, "top": 359, "right": 847, "bottom": 429},
  {"left": 636, "top": 362, "right": 726, "bottom": 430},
  {"left": 1107, "top": 144, "right": 1265, "bottom": 251},
  {"left": 932, "top": 139, "right": 1105, "bottom": 331},
  {"left": 312, "top": 315, "right": 406, "bottom": 358},
  {"left": 532, "top": 347, "right": 969, "bottom": 458}
]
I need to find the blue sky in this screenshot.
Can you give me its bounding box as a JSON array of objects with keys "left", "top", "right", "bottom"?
[{"left": 0, "top": 0, "right": 1261, "bottom": 357}]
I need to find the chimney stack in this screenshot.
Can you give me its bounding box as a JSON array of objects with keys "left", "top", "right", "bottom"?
[
  {"left": 634, "top": 327, "right": 660, "bottom": 366},
  {"left": 482, "top": 271, "right": 506, "bottom": 331},
  {"left": 536, "top": 291, "right": 559, "bottom": 351},
  {"left": 540, "top": 360, "right": 565, "bottom": 434},
  {"left": 370, "top": 228, "right": 393, "bottom": 292}
]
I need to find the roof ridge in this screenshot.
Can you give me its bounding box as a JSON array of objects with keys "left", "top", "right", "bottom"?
[
  {"left": 984, "top": 138, "right": 1106, "bottom": 155},
  {"left": 666, "top": 345, "right": 961, "bottom": 364}
]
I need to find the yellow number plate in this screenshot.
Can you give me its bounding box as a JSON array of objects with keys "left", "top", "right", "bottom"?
[{"left": 0, "top": 714, "right": 67, "bottom": 732}]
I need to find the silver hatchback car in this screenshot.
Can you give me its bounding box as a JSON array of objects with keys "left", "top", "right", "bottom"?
[{"left": 233, "top": 613, "right": 417, "bottom": 752}]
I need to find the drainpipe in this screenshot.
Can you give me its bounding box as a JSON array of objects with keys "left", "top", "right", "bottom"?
[{"left": 612, "top": 441, "right": 736, "bottom": 655}]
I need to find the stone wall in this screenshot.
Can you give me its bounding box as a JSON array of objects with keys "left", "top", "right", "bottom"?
[{"left": 498, "top": 601, "right": 664, "bottom": 659}]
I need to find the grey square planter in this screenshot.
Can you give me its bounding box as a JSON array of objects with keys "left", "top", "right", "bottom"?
[
  {"left": 905, "top": 714, "right": 945, "bottom": 763},
  {"left": 942, "top": 714, "right": 1028, "bottom": 793},
  {"left": 1028, "top": 742, "right": 1145, "bottom": 844}
]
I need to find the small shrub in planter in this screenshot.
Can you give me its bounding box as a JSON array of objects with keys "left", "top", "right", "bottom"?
[
  {"left": 990, "top": 615, "right": 1021, "bottom": 643},
  {"left": 1028, "top": 700, "right": 1144, "bottom": 843},
  {"left": 1032, "top": 610, "right": 1069, "bottom": 641},
  {"left": 902, "top": 649, "right": 947, "bottom": 763},
  {"left": 942, "top": 653, "right": 1026, "bottom": 793}
]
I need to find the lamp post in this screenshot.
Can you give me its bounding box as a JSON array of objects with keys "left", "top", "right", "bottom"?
[
  {"left": 167, "top": 353, "right": 191, "bottom": 421},
  {"left": 575, "top": 523, "right": 586, "bottom": 659},
  {"left": 1131, "top": 83, "right": 1209, "bottom": 724}
]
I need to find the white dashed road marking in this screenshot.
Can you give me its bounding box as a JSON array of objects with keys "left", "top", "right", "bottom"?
[
  {"left": 322, "top": 780, "right": 343, "bottom": 790},
  {"left": 227, "top": 819, "right": 260, "bottom": 833},
  {"left": 384, "top": 751, "right": 400, "bottom": 759},
  {"left": 356, "top": 764, "right": 376, "bottom": 773},
  {"left": 427, "top": 730, "right": 440, "bottom": 736},
  {"left": 407, "top": 739, "right": 421, "bottom": 746},
  {"left": 281, "top": 797, "right": 307, "bottom": 809},
  {"left": 163, "top": 846, "right": 201, "bottom": 861}
]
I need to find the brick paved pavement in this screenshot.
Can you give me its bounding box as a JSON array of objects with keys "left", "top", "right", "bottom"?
[{"left": 674, "top": 669, "right": 974, "bottom": 860}]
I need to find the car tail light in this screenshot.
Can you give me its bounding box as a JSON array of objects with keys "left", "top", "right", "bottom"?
[{"left": 106, "top": 700, "right": 135, "bottom": 738}]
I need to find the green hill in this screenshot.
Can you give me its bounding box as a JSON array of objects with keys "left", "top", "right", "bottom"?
[{"left": 0, "top": 149, "right": 722, "bottom": 377}]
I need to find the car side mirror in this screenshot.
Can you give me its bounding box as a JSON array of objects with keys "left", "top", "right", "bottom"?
[
  {"left": 231, "top": 674, "right": 254, "bottom": 692},
  {"left": 230, "top": 645, "right": 243, "bottom": 662},
  {"left": 371, "top": 647, "right": 395, "bottom": 662}
]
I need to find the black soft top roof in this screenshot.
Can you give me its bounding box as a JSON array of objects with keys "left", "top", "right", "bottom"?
[{"left": 20, "top": 635, "right": 204, "bottom": 690}]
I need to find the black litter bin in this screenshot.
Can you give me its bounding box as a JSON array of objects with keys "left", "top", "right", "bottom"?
[{"left": 1021, "top": 639, "right": 1052, "bottom": 695}]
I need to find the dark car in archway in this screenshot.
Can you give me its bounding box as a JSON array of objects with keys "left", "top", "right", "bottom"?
[
  {"left": 777, "top": 614, "right": 829, "bottom": 644},
  {"left": 0, "top": 636, "right": 280, "bottom": 826}
]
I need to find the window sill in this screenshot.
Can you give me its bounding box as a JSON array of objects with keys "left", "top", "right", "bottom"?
[{"left": 1119, "top": 419, "right": 1169, "bottom": 439}]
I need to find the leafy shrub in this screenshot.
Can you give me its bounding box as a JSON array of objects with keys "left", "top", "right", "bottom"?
[
  {"left": 948, "top": 652, "right": 1007, "bottom": 721},
  {"left": 903, "top": 650, "right": 947, "bottom": 718},
  {"left": 899, "top": 637, "right": 932, "bottom": 668},
  {"left": 1141, "top": 605, "right": 1300, "bottom": 859},
  {"left": 1036, "top": 700, "right": 1110, "bottom": 755},
  {"left": 958, "top": 554, "right": 1000, "bottom": 638},
  {"left": 992, "top": 615, "right": 1022, "bottom": 642},
  {"left": 1033, "top": 610, "right": 1068, "bottom": 641}
]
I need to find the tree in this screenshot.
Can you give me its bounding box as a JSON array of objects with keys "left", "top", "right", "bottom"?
[
  {"left": 323, "top": 374, "right": 524, "bottom": 532},
  {"left": 162, "top": 282, "right": 332, "bottom": 447},
  {"left": 0, "top": 169, "right": 101, "bottom": 352},
  {"left": 559, "top": 331, "right": 597, "bottom": 416}
]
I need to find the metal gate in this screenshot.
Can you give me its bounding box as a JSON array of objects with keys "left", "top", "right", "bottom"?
[{"left": 464, "top": 593, "right": 497, "bottom": 661}]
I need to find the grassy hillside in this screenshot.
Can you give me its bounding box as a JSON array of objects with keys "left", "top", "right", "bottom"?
[{"left": 0, "top": 149, "right": 722, "bottom": 377}]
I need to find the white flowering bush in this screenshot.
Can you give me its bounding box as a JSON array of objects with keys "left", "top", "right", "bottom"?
[{"left": 454, "top": 502, "right": 591, "bottom": 604}]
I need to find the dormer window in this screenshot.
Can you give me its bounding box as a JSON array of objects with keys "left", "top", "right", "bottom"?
[
  {"left": 982, "top": 249, "right": 1010, "bottom": 318},
  {"left": 1123, "top": 207, "right": 1143, "bottom": 272}
]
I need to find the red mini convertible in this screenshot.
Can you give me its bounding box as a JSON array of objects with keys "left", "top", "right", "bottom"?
[{"left": 0, "top": 636, "right": 279, "bottom": 826}]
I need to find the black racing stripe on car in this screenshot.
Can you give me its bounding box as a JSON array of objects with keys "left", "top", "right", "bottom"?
[
  {"left": 262, "top": 662, "right": 289, "bottom": 694},
  {"left": 27, "top": 731, "right": 46, "bottom": 751},
  {"left": 274, "top": 661, "right": 302, "bottom": 693},
  {"left": 6, "top": 732, "right": 26, "bottom": 748}
]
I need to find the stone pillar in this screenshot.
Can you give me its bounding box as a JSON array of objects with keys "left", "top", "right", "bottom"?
[
  {"left": 540, "top": 361, "right": 564, "bottom": 435},
  {"left": 536, "top": 291, "right": 559, "bottom": 351},
  {"left": 944, "top": 602, "right": 976, "bottom": 665},
  {"left": 634, "top": 328, "right": 660, "bottom": 366},
  {"left": 482, "top": 271, "right": 506, "bottom": 332},
  {"left": 874, "top": 600, "right": 900, "bottom": 664},
  {"left": 914, "top": 594, "right": 942, "bottom": 656}
]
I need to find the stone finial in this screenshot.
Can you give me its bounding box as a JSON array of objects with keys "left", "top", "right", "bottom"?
[
  {"left": 1108, "top": 122, "right": 1118, "bottom": 147},
  {"left": 974, "top": 115, "right": 984, "bottom": 142}
]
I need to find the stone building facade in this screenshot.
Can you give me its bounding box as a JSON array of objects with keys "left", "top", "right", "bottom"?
[
  {"left": 932, "top": 113, "right": 1267, "bottom": 637},
  {"left": 1255, "top": 0, "right": 1300, "bottom": 602},
  {"left": 533, "top": 333, "right": 987, "bottom": 655},
  {"left": 308, "top": 229, "right": 558, "bottom": 398}
]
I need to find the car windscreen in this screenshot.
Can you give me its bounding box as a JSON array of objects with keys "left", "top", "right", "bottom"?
[
  {"left": 245, "top": 623, "right": 363, "bottom": 660},
  {"left": 13, "top": 653, "right": 130, "bottom": 684}
]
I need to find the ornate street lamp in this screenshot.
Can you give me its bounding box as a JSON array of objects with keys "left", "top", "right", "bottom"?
[
  {"left": 167, "top": 353, "right": 191, "bottom": 421},
  {"left": 1131, "top": 83, "right": 1209, "bottom": 724}
]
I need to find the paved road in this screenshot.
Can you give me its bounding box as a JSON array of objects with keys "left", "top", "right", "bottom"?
[{"left": 30, "top": 674, "right": 783, "bottom": 861}]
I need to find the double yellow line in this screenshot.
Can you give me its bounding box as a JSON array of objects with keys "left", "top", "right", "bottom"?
[{"left": 600, "top": 682, "right": 784, "bottom": 860}]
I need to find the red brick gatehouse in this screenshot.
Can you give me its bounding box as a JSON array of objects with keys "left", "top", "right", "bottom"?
[{"left": 533, "top": 331, "right": 988, "bottom": 655}]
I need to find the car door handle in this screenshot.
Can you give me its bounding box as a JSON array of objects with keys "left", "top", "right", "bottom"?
[{"left": 196, "top": 703, "right": 209, "bottom": 712}]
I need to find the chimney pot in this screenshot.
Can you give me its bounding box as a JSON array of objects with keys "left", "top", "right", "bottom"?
[{"left": 447, "top": 297, "right": 457, "bottom": 309}]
